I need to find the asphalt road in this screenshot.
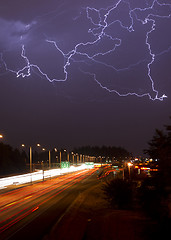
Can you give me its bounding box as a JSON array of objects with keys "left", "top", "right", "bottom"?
[{"left": 0, "top": 169, "right": 97, "bottom": 240}]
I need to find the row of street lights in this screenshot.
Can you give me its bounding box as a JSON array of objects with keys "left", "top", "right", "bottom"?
[
  {"left": 21, "top": 144, "right": 52, "bottom": 173},
  {"left": 20, "top": 144, "right": 92, "bottom": 174}
]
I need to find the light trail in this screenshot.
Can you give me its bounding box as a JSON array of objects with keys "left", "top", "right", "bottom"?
[
  {"left": 0, "top": 170, "right": 94, "bottom": 235},
  {"left": 0, "top": 170, "right": 88, "bottom": 210},
  {"left": 0, "top": 164, "right": 88, "bottom": 189},
  {"left": 0, "top": 169, "right": 96, "bottom": 236}
]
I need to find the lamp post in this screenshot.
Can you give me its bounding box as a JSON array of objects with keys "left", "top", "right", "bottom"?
[
  {"left": 64, "top": 149, "right": 67, "bottom": 161},
  {"left": 29, "top": 146, "right": 32, "bottom": 173},
  {"left": 29, "top": 146, "right": 32, "bottom": 183},
  {"left": 22, "top": 144, "right": 32, "bottom": 183},
  {"left": 39, "top": 146, "right": 52, "bottom": 179},
  {"left": 49, "top": 150, "right": 51, "bottom": 169},
  {"left": 60, "top": 151, "right": 62, "bottom": 168},
  {"left": 54, "top": 148, "right": 58, "bottom": 167},
  {"left": 40, "top": 147, "right": 51, "bottom": 169},
  {"left": 127, "top": 162, "right": 133, "bottom": 179},
  {"left": 76, "top": 153, "right": 78, "bottom": 165},
  {"left": 72, "top": 152, "right": 74, "bottom": 165}
]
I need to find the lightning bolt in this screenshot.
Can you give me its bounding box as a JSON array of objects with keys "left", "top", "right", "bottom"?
[{"left": 1, "top": 0, "right": 171, "bottom": 101}]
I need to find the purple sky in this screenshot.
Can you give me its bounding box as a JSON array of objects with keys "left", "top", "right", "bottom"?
[{"left": 0, "top": 0, "right": 171, "bottom": 155}]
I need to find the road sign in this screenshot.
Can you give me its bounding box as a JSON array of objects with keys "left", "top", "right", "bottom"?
[{"left": 61, "top": 161, "right": 70, "bottom": 168}]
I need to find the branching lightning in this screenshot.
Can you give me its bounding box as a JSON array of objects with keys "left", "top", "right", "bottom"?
[{"left": 1, "top": 0, "right": 171, "bottom": 101}]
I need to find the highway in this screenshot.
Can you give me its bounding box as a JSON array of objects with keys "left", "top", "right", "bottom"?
[{"left": 0, "top": 169, "right": 97, "bottom": 240}]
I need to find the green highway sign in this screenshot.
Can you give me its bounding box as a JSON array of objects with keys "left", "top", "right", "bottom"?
[{"left": 61, "top": 161, "right": 70, "bottom": 169}]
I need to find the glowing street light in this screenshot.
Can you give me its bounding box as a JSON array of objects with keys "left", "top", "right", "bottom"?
[
  {"left": 127, "top": 162, "right": 133, "bottom": 167},
  {"left": 0, "top": 134, "right": 3, "bottom": 139},
  {"left": 37, "top": 145, "right": 51, "bottom": 169},
  {"left": 128, "top": 162, "right": 133, "bottom": 178},
  {"left": 64, "top": 149, "right": 67, "bottom": 162},
  {"left": 71, "top": 152, "right": 74, "bottom": 164},
  {"left": 21, "top": 144, "right": 32, "bottom": 183}
]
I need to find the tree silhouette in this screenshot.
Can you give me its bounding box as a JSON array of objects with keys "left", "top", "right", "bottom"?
[
  {"left": 144, "top": 117, "right": 171, "bottom": 185},
  {"left": 73, "top": 145, "right": 130, "bottom": 160},
  {"left": 0, "top": 142, "right": 27, "bottom": 176}
]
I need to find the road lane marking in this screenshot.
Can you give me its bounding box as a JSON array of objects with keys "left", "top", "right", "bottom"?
[
  {"left": 24, "top": 196, "right": 32, "bottom": 200},
  {"left": 5, "top": 202, "right": 17, "bottom": 207}
]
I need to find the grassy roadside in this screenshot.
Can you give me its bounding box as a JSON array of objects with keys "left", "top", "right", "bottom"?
[{"left": 43, "top": 173, "right": 147, "bottom": 240}]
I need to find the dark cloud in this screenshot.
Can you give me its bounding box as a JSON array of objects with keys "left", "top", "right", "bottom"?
[{"left": 0, "top": 0, "right": 65, "bottom": 23}]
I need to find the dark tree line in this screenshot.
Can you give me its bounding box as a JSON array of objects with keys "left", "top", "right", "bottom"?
[
  {"left": 0, "top": 142, "right": 27, "bottom": 176},
  {"left": 103, "top": 118, "right": 171, "bottom": 239},
  {"left": 73, "top": 145, "right": 131, "bottom": 159},
  {"left": 144, "top": 116, "right": 171, "bottom": 185}
]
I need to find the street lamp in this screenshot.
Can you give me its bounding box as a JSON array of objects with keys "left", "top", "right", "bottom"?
[
  {"left": 64, "top": 149, "right": 67, "bottom": 161},
  {"left": 67, "top": 152, "right": 70, "bottom": 162},
  {"left": 54, "top": 148, "right": 58, "bottom": 167},
  {"left": 21, "top": 144, "right": 32, "bottom": 183},
  {"left": 0, "top": 134, "right": 3, "bottom": 139},
  {"left": 76, "top": 153, "right": 79, "bottom": 165},
  {"left": 38, "top": 146, "right": 51, "bottom": 169},
  {"left": 49, "top": 150, "right": 51, "bottom": 169},
  {"left": 60, "top": 151, "right": 62, "bottom": 167},
  {"left": 71, "top": 152, "right": 74, "bottom": 165},
  {"left": 30, "top": 147, "right": 32, "bottom": 176},
  {"left": 64, "top": 149, "right": 69, "bottom": 163},
  {"left": 38, "top": 145, "right": 46, "bottom": 181},
  {"left": 127, "top": 162, "right": 133, "bottom": 178}
]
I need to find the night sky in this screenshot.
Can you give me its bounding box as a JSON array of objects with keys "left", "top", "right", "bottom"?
[{"left": 0, "top": 0, "right": 171, "bottom": 156}]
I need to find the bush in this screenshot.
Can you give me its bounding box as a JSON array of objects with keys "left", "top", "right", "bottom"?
[
  {"left": 138, "top": 177, "right": 169, "bottom": 221},
  {"left": 103, "top": 179, "right": 134, "bottom": 209}
]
